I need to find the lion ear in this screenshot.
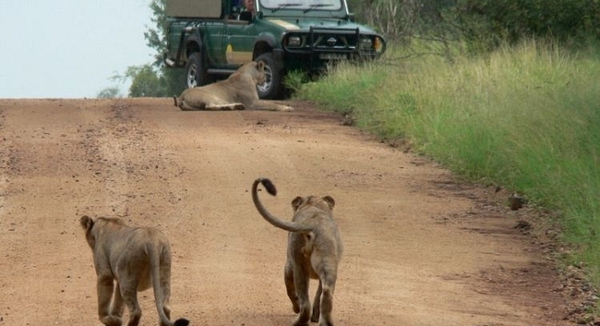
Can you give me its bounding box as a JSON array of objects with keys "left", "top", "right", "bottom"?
[
  {"left": 291, "top": 196, "right": 304, "bottom": 211},
  {"left": 80, "top": 215, "right": 94, "bottom": 231},
  {"left": 257, "top": 60, "right": 265, "bottom": 70},
  {"left": 322, "top": 196, "right": 335, "bottom": 209}
]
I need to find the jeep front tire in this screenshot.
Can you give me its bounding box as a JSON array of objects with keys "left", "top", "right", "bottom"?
[
  {"left": 184, "top": 51, "right": 209, "bottom": 88},
  {"left": 255, "top": 53, "right": 283, "bottom": 99}
]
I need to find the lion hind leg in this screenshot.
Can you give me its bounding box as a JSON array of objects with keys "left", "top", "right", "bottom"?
[
  {"left": 97, "top": 276, "right": 123, "bottom": 326},
  {"left": 119, "top": 282, "right": 142, "bottom": 326},
  {"left": 311, "top": 281, "right": 322, "bottom": 322},
  {"left": 285, "top": 261, "right": 299, "bottom": 313},
  {"left": 205, "top": 103, "right": 245, "bottom": 111},
  {"left": 111, "top": 281, "right": 125, "bottom": 318},
  {"left": 178, "top": 100, "right": 205, "bottom": 111},
  {"left": 100, "top": 315, "right": 123, "bottom": 326},
  {"left": 314, "top": 261, "right": 337, "bottom": 326},
  {"left": 292, "top": 268, "right": 311, "bottom": 326},
  {"left": 318, "top": 285, "right": 334, "bottom": 326}
]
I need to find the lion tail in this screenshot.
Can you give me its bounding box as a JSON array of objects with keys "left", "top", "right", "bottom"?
[
  {"left": 260, "top": 178, "right": 277, "bottom": 196},
  {"left": 147, "top": 243, "right": 190, "bottom": 326},
  {"left": 174, "top": 318, "right": 190, "bottom": 326},
  {"left": 252, "top": 178, "right": 313, "bottom": 233}
]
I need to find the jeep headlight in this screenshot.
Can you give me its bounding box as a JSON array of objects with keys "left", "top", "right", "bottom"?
[
  {"left": 359, "top": 37, "right": 373, "bottom": 50},
  {"left": 287, "top": 36, "right": 302, "bottom": 47},
  {"left": 373, "top": 36, "right": 384, "bottom": 53}
]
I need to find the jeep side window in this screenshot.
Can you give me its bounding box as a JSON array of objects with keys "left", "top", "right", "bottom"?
[
  {"left": 229, "top": 0, "right": 254, "bottom": 22},
  {"left": 230, "top": 0, "right": 241, "bottom": 18}
]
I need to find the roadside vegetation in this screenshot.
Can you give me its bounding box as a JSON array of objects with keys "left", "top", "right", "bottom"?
[{"left": 295, "top": 1, "right": 600, "bottom": 290}]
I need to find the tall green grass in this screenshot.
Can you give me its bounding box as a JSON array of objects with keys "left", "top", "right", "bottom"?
[{"left": 295, "top": 41, "right": 600, "bottom": 282}]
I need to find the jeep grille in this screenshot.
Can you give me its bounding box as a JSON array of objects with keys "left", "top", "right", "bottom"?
[{"left": 284, "top": 27, "right": 360, "bottom": 53}]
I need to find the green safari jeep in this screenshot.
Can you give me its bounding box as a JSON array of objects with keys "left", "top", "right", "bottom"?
[{"left": 164, "top": 0, "right": 386, "bottom": 99}]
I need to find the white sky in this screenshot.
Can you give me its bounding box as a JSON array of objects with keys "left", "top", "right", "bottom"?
[{"left": 0, "top": 0, "right": 155, "bottom": 98}]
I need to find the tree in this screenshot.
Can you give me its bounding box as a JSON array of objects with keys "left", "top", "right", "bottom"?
[
  {"left": 97, "top": 86, "right": 123, "bottom": 99},
  {"left": 124, "top": 0, "right": 184, "bottom": 97},
  {"left": 349, "top": 0, "right": 600, "bottom": 57},
  {"left": 457, "top": 0, "right": 600, "bottom": 44},
  {"left": 125, "top": 65, "right": 167, "bottom": 97},
  {"left": 145, "top": 0, "right": 170, "bottom": 66}
]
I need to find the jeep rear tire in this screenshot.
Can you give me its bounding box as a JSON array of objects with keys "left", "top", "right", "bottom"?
[
  {"left": 185, "top": 51, "right": 210, "bottom": 88},
  {"left": 255, "top": 53, "right": 283, "bottom": 100}
]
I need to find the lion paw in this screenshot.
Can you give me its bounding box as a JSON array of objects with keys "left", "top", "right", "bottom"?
[{"left": 100, "top": 315, "right": 123, "bottom": 326}]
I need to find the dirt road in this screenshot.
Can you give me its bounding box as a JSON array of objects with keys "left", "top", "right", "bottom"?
[{"left": 0, "top": 98, "right": 587, "bottom": 325}]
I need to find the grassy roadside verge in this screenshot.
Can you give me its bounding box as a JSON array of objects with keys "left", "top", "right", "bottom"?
[{"left": 293, "top": 41, "right": 600, "bottom": 284}]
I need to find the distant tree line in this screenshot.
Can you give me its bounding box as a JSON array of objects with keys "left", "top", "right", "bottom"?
[{"left": 348, "top": 0, "right": 600, "bottom": 50}]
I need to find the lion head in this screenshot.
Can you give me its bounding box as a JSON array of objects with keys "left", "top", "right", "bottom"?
[{"left": 237, "top": 61, "right": 267, "bottom": 85}]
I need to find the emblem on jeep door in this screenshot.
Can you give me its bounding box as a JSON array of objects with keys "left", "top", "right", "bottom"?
[{"left": 226, "top": 44, "right": 234, "bottom": 63}]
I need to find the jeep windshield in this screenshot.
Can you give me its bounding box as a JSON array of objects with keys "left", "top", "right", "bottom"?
[{"left": 259, "top": 0, "right": 342, "bottom": 11}]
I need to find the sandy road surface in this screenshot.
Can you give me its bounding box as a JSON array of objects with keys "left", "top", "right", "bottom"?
[{"left": 0, "top": 98, "right": 585, "bottom": 326}]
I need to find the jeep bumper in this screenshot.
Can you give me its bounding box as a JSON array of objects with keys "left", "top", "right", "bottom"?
[{"left": 280, "top": 26, "right": 385, "bottom": 70}]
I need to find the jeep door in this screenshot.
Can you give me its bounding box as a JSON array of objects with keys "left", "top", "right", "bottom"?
[
  {"left": 224, "top": 20, "right": 256, "bottom": 68},
  {"left": 203, "top": 21, "right": 228, "bottom": 67}
]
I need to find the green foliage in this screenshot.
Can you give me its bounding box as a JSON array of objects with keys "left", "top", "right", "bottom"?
[
  {"left": 301, "top": 63, "right": 388, "bottom": 105},
  {"left": 144, "top": 0, "right": 185, "bottom": 96},
  {"left": 346, "top": 0, "right": 406, "bottom": 38},
  {"left": 452, "top": 0, "right": 600, "bottom": 50},
  {"left": 124, "top": 65, "right": 165, "bottom": 97},
  {"left": 145, "top": 0, "right": 170, "bottom": 66},
  {"left": 347, "top": 0, "right": 600, "bottom": 56},
  {"left": 161, "top": 67, "right": 186, "bottom": 97},
  {"left": 282, "top": 70, "right": 309, "bottom": 94},
  {"left": 296, "top": 41, "right": 600, "bottom": 283}
]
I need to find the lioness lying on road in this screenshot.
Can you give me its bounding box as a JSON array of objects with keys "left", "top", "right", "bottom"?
[
  {"left": 79, "top": 215, "right": 189, "bottom": 326},
  {"left": 173, "top": 61, "right": 293, "bottom": 111},
  {"left": 252, "top": 178, "right": 343, "bottom": 326}
]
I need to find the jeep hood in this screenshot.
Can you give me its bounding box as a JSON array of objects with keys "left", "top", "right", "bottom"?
[{"left": 263, "top": 18, "right": 379, "bottom": 35}]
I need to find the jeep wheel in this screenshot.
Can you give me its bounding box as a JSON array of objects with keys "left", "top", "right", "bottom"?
[
  {"left": 255, "top": 53, "right": 283, "bottom": 100},
  {"left": 184, "top": 52, "right": 210, "bottom": 89}
]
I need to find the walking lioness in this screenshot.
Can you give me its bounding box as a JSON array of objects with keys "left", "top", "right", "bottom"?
[
  {"left": 79, "top": 216, "right": 189, "bottom": 326},
  {"left": 252, "top": 178, "right": 343, "bottom": 326},
  {"left": 173, "top": 61, "right": 293, "bottom": 111}
]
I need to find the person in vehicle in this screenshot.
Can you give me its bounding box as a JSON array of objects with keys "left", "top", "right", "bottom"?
[{"left": 240, "top": 0, "right": 255, "bottom": 20}]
